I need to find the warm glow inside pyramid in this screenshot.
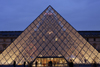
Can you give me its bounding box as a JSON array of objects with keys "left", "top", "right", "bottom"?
[{"left": 0, "top": 5, "right": 100, "bottom": 65}]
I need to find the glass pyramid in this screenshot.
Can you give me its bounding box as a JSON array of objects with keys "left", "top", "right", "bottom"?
[{"left": 0, "top": 5, "right": 100, "bottom": 65}]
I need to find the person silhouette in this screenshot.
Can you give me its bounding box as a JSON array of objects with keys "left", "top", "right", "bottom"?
[
  {"left": 23, "top": 62, "right": 26, "bottom": 67},
  {"left": 68, "top": 60, "right": 73, "bottom": 67},
  {"left": 28, "top": 62, "right": 32, "bottom": 67},
  {"left": 92, "top": 61, "right": 97, "bottom": 67},
  {"left": 35, "top": 61, "right": 38, "bottom": 67},
  {"left": 13, "top": 61, "right": 16, "bottom": 67},
  {"left": 49, "top": 61, "right": 52, "bottom": 67}
]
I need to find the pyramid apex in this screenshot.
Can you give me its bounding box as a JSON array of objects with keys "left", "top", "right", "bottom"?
[
  {"left": 48, "top": 5, "right": 52, "bottom": 7},
  {"left": 48, "top": 5, "right": 53, "bottom": 8}
]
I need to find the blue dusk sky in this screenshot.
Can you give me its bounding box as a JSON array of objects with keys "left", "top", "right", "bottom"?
[{"left": 0, "top": 0, "right": 100, "bottom": 31}]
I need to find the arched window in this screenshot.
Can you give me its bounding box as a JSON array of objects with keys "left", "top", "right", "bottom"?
[
  {"left": 2, "top": 44, "right": 7, "bottom": 49},
  {"left": 0, "top": 45, "right": 3, "bottom": 50},
  {"left": 94, "top": 38, "right": 96, "bottom": 41},
  {"left": 3, "top": 39, "right": 6, "bottom": 42}
]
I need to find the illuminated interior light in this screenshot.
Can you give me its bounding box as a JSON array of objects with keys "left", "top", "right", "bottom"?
[
  {"left": 51, "top": 58, "right": 53, "bottom": 60},
  {"left": 55, "top": 38, "right": 58, "bottom": 41},
  {"left": 43, "top": 38, "right": 45, "bottom": 41},
  {"left": 39, "top": 55, "right": 42, "bottom": 57},
  {"left": 48, "top": 31, "right": 53, "bottom": 34},
  {"left": 58, "top": 54, "right": 62, "bottom": 57}
]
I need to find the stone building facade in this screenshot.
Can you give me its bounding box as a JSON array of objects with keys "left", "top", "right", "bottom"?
[
  {"left": 0, "top": 31, "right": 22, "bottom": 53},
  {"left": 79, "top": 31, "right": 100, "bottom": 52}
]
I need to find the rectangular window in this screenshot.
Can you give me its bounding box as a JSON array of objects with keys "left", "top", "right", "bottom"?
[
  {"left": 94, "top": 38, "right": 95, "bottom": 41},
  {"left": 87, "top": 38, "right": 88, "bottom": 41}
]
